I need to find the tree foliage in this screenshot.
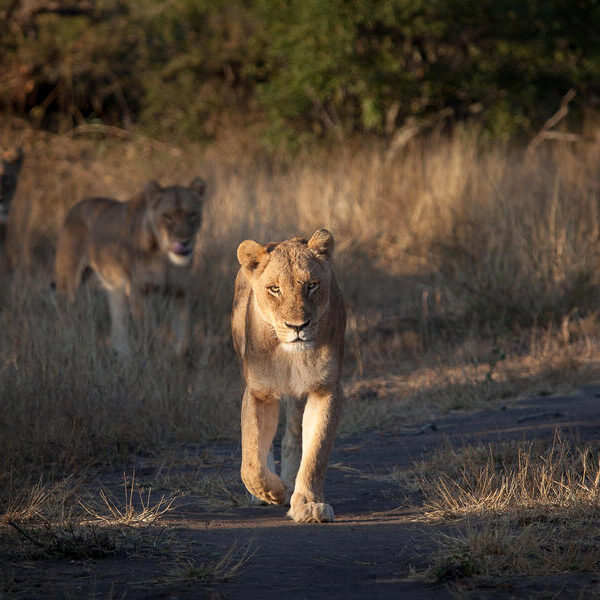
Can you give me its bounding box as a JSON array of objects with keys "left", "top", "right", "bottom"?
[{"left": 1, "top": 0, "right": 599, "bottom": 143}]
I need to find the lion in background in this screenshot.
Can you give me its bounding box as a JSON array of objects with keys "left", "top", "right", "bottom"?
[
  {"left": 55, "top": 178, "right": 206, "bottom": 356},
  {"left": 0, "top": 147, "right": 24, "bottom": 251},
  {"left": 232, "top": 229, "right": 346, "bottom": 523}
]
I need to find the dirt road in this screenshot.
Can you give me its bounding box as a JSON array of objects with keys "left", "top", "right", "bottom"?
[{"left": 6, "top": 386, "right": 600, "bottom": 599}]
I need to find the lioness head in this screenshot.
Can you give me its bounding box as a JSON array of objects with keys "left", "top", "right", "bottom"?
[
  {"left": 237, "top": 229, "right": 335, "bottom": 352},
  {"left": 143, "top": 177, "right": 206, "bottom": 266},
  {"left": 0, "top": 147, "right": 24, "bottom": 224}
]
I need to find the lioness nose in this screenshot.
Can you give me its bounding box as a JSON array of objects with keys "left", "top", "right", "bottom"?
[{"left": 285, "top": 320, "right": 310, "bottom": 332}]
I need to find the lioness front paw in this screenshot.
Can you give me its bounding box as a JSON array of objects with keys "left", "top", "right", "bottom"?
[
  {"left": 288, "top": 501, "right": 335, "bottom": 523},
  {"left": 249, "top": 494, "right": 273, "bottom": 506},
  {"left": 245, "top": 486, "right": 285, "bottom": 505},
  {"left": 242, "top": 476, "right": 286, "bottom": 505}
]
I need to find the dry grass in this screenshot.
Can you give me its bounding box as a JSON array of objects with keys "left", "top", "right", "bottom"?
[
  {"left": 418, "top": 432, "right": 600, "bottom": 583},
  {"left": 11, "top": 117, "right": 600, "bottom": 594},
  {"left": 421, "top": 432, "right": 600, "bottom": 520},
  {"left": 1, "top": 117, "right": 600, "bottom": 483},
  {"left": 168, "top": 541, "right": 256, "bottom": 583},
  {"left": 0, "top": 477, "right": 81, "bottom": 526},
  {"left": 79, "top": 472, "right": 181, "bottom": 526},
  {"left": 153, "top": 468, "right": 253, "bottom": 508},
  {"left": 0, "top": 473, "right": 177, "bottom": 561},
  {"left": 138, "top": 447, "right": 255, "bottom": 507},
  {"left": 0, "top": 469, "right": 251, "bottom": 597}
]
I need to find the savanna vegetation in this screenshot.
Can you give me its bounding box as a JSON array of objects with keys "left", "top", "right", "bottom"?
[
  {"left": 1, "top": 0, "right": 600, "bottom": 596},
  {"left": 1, "top": 0, "right": 599, "bottom": 144}
]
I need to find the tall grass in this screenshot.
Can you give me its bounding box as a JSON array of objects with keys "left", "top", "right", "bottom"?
[
  {"left": 0, "top": 268, "right": 238, "bottom": 470},
  {"left": 1, "top": 120, "right": 600, "bottom": 483}
]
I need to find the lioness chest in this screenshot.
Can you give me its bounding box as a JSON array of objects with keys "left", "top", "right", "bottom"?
[
  {"left": 92, "top": 245, "right": 188, "bottom": 297},
  {"left": 88, "top": 201, "right": 191, "bottom": 297},
  {"left": 247, "top": 345, "right": 335, "bottom": 397},
  {"left": 136, "top": 261, "right": 189, "bottom": 299}
]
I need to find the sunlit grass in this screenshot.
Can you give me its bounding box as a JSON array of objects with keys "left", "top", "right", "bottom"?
[
  {"left": 417, "top": 432, "right": 600, "bottom": 581},
  {"left": 2, "top": 119, "right": 600, "bottom": 479},
  {"left": 79, "top": 472, "right": 182, "bottom": 527},
  {"left": 0, "top": 471, "right": 180, "bottom": 563},
  {"left": 420, "top": 431, "right": 600, "bottom": 520}
]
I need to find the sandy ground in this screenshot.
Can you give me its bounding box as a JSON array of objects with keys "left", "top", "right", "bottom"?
[{"left": 4, "top": 385, "right": 600, "bottom": 599}]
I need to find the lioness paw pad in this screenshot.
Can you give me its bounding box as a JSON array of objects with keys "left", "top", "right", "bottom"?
[{"left": 288, "top": 502, "right": 335, "bottom": 523}]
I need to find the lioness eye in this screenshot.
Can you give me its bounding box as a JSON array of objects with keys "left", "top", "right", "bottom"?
[
  {"left": 268, "top": 286, "right": 280, "bottom": 295},
  {"left": 307, "top": 281, "right": 319, "bottom": 292},
  {"left": 162, "top": 214, "right": 173, "bottom": 223}
]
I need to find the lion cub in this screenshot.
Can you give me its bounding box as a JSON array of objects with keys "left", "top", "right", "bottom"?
[
  {"left": 55, "top": 178, "right": 206, "bottom": 356},
  {"left": 232, "top": 229, "right": 346, "bottom": 523}
]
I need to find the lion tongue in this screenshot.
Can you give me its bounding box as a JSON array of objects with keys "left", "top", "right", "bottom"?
[{"left": 172, "top": 242, "right": 190, "bottom": 255}]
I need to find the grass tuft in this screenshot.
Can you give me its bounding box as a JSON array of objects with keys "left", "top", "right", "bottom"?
[
  {"left": 419, "top": 432, "right": 600, "bottom": 581},
  {"left": 79, "top": 472, "right": 181, "bottom": 527},
  {"left": 169, "top": 541, "right": 256, "bottom": 583},
  {"left": 420, "top": 431, "right": 600, "bottom": 520},
  {"left": 0, "top": 473, "right": 177, "bottom": 561}
]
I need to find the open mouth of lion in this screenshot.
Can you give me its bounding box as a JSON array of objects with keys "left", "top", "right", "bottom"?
[
  {"left": 172, "top": 242, "right": 192, "bottom": 256},
  {"left": 167, "top": 241, "right": 194, "bottom": 265}
]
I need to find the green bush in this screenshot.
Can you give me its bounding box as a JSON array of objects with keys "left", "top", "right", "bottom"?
[{"left": 1, "top": 0, "right": 599, "bottom": 143}]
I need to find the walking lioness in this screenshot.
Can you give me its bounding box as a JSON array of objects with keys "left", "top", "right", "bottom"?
[
  {"left": 55, "top": 178, "right": 206, "bottom": 356},
  {"left": 232, "top": 229, "right": 346, "bottom": 523}
]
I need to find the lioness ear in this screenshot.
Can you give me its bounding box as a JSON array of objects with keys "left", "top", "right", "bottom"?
[
  {"left": 143, "top": 180, "right": 162, "bottom": 205},
  {"left": 237, "top": 240, "right": 266, "bottom": 276},
  {"left": 189, "top": 177, "right": 206, "bottom": 198},
  {"left": 308, "top": 228, "right": 334, "bottom": 260}
]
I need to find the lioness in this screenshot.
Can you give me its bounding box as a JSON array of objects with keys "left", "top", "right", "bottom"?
[
  {"left": 55, "top": 178, "right": 206, "bottom": 356},
  {"left": 0, "top": 147, "right": 24, "bottom": 248},
  {"left": 232, "top": 229, "right": 346, "bottom": 523}
]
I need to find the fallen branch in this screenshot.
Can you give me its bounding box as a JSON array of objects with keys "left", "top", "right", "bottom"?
[
  {"left": 384, "top": 422, "right": 439, "bottom": 436},
  {"left": 12, "top": 0, "right": 95, "bottom": 24},
  {"left": 526, "top": 89, "right": 579, "bottom": 154},
  {"left": 64, "top": 123, "right": 177, "bottom": 153},
  {"left": 516, "top": 411, "right": 564, "bottom": 423},
  {"left": 385, "top": 108, "right": 453, "bottom": 163},
  {"left": 7, "top": 520, "right": 46, "bottom": 548}
]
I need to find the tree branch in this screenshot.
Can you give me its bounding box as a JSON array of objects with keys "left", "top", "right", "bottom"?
[
  {"left": 526, "top": 89, "right": 579, "bottom": 155},
  {"left": 10, "top": 0, "right": 95, "bottom": 28}
]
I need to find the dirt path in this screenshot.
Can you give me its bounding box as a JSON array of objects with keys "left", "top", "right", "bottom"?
[{"left": 6, "top": 385, "right": 600, "bottom": 599}]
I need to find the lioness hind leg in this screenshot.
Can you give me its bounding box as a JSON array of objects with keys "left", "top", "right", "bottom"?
[
  {"left": 55, "top": 222, "right": 89, "bottom": 302},
  {"left": 173, "top": 295, "right": 191, "bottom": 357},
  {"left": 107, "top": 290, "right": 131, "bottom": 357},
  {"left": 281, "top": 395, "right": 306, "bottom": 503},
  {"left": 240, "top": 388, "right": 286, "bottom": 505},
  {"left": 288, "top": 387, "right": 342, "bottom": 523}
]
